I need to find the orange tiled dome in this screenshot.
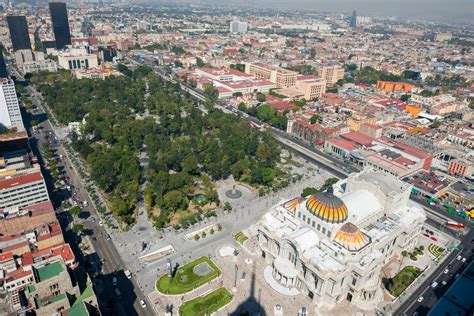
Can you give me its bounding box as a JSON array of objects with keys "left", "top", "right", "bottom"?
[
  {"left": 283, "top": 197, "right": 302, "bottom": 215},
  {"left": 334, "top": 222, "right": 370, "bottom": 251},
  {"left": 305, "top": 190, "right": 348, "bottom": 224}
]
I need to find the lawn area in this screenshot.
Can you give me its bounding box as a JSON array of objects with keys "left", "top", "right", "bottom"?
[
  {"left": 234, "top": 231, "right": 248, "bottom": 244},
  {"left": 428, "top": 244, "right": 445, "bottom": 257},
  {"left": 386, "top": 266, "right": 422, "bottom": 297},
  {"left": 156, "top": 256, "right": 221, "bottom": 295},
  {"left": 179, "top": 287, "right": 233, "bottom": 316}
]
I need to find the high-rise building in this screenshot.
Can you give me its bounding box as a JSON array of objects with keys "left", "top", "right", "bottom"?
[
  {"left": 350, "top": 10, "right": 357, "bottom": 28},
  {"left": 0, "top": 78, "right": 23, "bottom": 128},
  {"left": 49, "top": 2, "right": 72, "bottom": 50},
  {"left": 319, "top": 64, "right": 345, "bottom": 85},
  {"left": 0, "top": 50, "right": 8, "bottom": 78},
  {"left": 6, "top": 15, "right": 32, "bottom": 51},
  {"left": 230, "top": 20, "right": 248, "bottom": 33}
]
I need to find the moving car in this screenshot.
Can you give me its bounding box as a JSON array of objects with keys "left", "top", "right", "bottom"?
[
  {"left": 444, "top": 268, "right": 449, "bottom": 274},
  {"left": 417, "top": 296, "right": 424, "bottom": 303}
]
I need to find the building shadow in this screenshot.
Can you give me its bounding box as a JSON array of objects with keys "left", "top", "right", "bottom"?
[{"left": 230, "top": 266, "right": 267, "bottom": 316}]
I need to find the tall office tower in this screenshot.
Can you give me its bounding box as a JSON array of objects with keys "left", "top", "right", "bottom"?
[
  {"left": 0, "top": 50, "right": 7, "bottom": 78},
  {"left": 49, "top": 2, "right": 72, "bottom": 50},
  {"left": 350, "top": 10, "right": 357, "bottom": 28},
  {"left": 6, "top": 15, "right": 32, "bottom": 51},
  {"left": 0, "top": 78, "right": 23, "bottom": 128}
]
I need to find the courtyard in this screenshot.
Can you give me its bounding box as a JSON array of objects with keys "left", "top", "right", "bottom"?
[{"left": 156, "top": 256, "right": 221, "bottom": 295}]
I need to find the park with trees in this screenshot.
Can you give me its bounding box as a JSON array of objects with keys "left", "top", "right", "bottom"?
[{"left": 32, "top": 66, "right": 285, "bottom": 229}]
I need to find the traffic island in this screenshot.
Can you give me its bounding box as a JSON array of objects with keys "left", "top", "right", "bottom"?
[
  {"left": 179, "top": 287, "right": 233, "bottom": 316},
  {"left": 156, "top": 256, "right": 221, "bottom": 295}
]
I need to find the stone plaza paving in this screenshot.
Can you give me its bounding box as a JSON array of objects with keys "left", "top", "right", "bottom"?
[{"left": 148, "top": 240, "right": 372, "bottom": 316}]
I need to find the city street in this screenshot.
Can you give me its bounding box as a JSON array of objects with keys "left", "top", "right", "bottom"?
[{"left": 395, "top": 228, "right": 474, "bottom": 315}]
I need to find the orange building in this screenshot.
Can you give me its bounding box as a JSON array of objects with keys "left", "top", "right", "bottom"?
[
  {"left": 448, "top": 159, "right": 473, "bottom": 177},
  {"left": 376, "top": 80, "right": 415, "bottom": 93},
  {"left": 404, "top": 104, "right": 422, "bottom": 118}
]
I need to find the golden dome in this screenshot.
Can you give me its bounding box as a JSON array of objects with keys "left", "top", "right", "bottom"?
[
  {"left": 334, "top": 222, "right": 370, "bottom": 252},
  {"left": 305, "top": 190, "right": 348, "bottom": 224}
]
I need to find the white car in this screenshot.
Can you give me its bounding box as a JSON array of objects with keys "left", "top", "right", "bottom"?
[
  {"left": 444, "top": 268, "right": 449, "bottom": 274},
  {"left": 457, "top": 255, "right": 462, "bottom": 261},
  {"left": 99, "top": 221, "right": 103, "bottom": 226},
  {"left": 462, "top": 257, "right": 467, "bottom": 263},
  {"left": 140, "top": 300, "right": 147, "bottom": 308},
  {"left": 417, "top": 296, "right": 424, "bottom": 303}
]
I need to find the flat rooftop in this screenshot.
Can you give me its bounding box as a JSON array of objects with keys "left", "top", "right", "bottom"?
[{"left": 36, "top": 261, "right": 64, "bottom": 282}]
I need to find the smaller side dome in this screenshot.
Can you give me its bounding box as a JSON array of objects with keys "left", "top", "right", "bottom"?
[
  {"left": 283, "top": 197, "right": 303, "bottom": 215},
  {"left": 333, "top": 222, "right": 371, "bottom": 252}
]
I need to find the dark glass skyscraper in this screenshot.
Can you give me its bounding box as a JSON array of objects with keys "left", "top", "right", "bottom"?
[
  {"left": 0, "top": 50, "right": 8, "bottom": 78},
  {"left": 7, "top": 16, "right": 31, "bottom": 51},
  {"left": 350, "top": 11, "right": 357, "bottom": 28},
  {"left": 49, "top": 2, "right": 71, "bottom": 50}
]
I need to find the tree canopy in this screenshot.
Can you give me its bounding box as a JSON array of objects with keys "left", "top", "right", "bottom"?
[{"left": 35, "top": 69, "right": 282, "bottom": 227}]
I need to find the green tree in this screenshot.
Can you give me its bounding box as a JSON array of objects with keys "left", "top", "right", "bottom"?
[
  {"left": 302, "top": 187, "right": 319, "bottom": 197},
  {"left": 163, "top": 190, "right": 186, "bottom": 211},
  {"left": 71, "top": 224, "right": 84, "bottom": 235},
  {"left": 117, "top": 64, "right": 133, "bottom": 77},
  {"left": 310, "top": 115, "right": 320, "bottom": 124},
  {"left": 70, "top": 206, "right": 81, "bottom": 217},
  {"left": 420, "top": 90, "right": 435, "bottom": 97},
  {"left": 256, "top": 94, "right": 266, "bottom": 102},
  {"left": 196, "top": 57, "right": 206, "bottom": 67},
  {"left": 224, "top": 202, "right": 232, "bottom": 211},
  {"left": 400, "top": 94, "right": 411, "bottom": 102}
]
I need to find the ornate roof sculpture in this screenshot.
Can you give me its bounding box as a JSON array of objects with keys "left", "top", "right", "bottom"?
[
  {"left": 333, "top": 222, "right": 371, "bottom": 252},
  {"left": 305, "top": 187, "right": 348, "bottom": 224},
  {"left": 283, "top": 197, "right": 303, "bottom": 215}
]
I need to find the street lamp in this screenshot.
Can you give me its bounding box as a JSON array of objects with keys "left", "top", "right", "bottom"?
[{"left": 234, "top": 264, "right": 238, "bottom": 288}]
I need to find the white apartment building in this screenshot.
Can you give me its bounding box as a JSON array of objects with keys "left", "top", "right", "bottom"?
[
  {"left": 0, "top": 171, "right": 49, "bottom": 210},
  {"left": 23, "top": 60, "right": 58, "bottom": 74},
  {"left": 57, "top": 48, "right": 98, "bottom": 70},
  {"left": 230, "top": 20, "right": 248, "bottom": 33},
  {"left": 0, "top": 151, "right": 49, "bottom": 210},
  {"left": 0, "top": 78, "right": 23, "bottom": 129}
]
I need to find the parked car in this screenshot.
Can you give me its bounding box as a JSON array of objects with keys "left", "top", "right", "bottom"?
[
  {"left": 417, "top": 296, "right": 424, "bottom": 303},
  {"left": 140, "top": 300, "right": 147, "bottom": 308},
  {"left": 114, "top": 288, "right": 122, "bottom": 299},
  {"left": 444, "top": 268, "right": 449, "bottom": 274},
  {"left": 112, "top": 277, "right": 117, "bottom": 286},
  {"left": 431, "top": 281, "right": 438, "bottom": 288},
  {"left": 125, "top": 270, "right": 132, "bottom": 279}
]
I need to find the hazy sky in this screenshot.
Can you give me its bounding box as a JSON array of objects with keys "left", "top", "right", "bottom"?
[{"left": 196, "top": 0, "right": 474, "bottom": 24}]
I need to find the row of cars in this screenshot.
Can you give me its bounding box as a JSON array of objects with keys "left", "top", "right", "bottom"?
[
  {"left": 111, "top": 270, "right": 147, "bottom": 309},
  {"left": 418, "top": 253, "right": 469, "bottom": 304}
]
